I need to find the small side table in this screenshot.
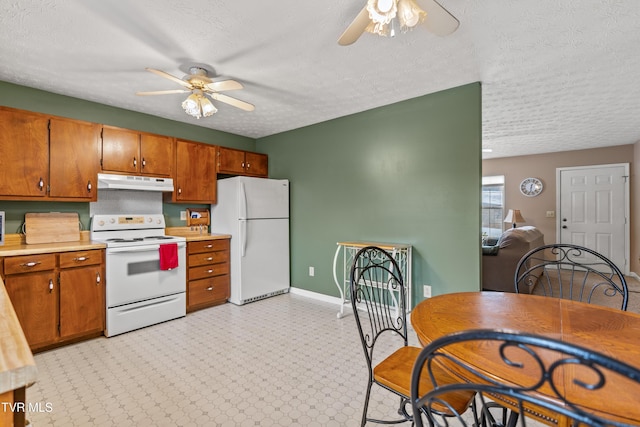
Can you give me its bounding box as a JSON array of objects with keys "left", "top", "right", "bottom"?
[{"left": 332, "top": 241, "right": 412, "bottom": 318}]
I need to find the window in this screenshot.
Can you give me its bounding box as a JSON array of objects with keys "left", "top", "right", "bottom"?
[{"left": 482, "top": 176, "right": 505, "bottom": 240}]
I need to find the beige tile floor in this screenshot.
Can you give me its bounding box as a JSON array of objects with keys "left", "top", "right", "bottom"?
[
  {"left": 27, "top": 294, "right": 420, "bottom": 426},
  {"left": 26, "top": 292, "right": 555, "bottom": 426}
]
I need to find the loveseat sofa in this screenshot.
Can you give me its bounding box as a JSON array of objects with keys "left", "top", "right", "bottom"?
[{"left": 482, "top": 226, "right": 545, "bottom": 293}]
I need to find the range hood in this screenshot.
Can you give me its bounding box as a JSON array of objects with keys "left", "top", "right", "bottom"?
[{"left": 97, "top": 173, "right": 174, "bottom": 192}]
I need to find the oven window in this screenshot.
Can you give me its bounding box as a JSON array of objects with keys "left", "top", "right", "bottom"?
[{"left": 128, "top": 260, "right": 160, "bottom": 275}]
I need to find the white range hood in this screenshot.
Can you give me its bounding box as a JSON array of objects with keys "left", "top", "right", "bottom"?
[{"left": 97, "top": 173, "right": 174, "bottom": 192}]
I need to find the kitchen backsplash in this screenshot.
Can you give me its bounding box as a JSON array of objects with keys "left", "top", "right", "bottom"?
[{"left": 90, "top": 189, "right": 163, "bottom": 216}]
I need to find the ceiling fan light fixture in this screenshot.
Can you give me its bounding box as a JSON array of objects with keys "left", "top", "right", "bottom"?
[
  {"left": 397, "top": 0, "right": 426, "bottom": 31},
  {"left": 200, "top": 96, "right": 217, "bottom": 117},
  {"left": 181, "top": 90, "right": 217, "bottom": 119},
  {"left": 181, "top": 93, "right": 201, "bottom": 118},
  {"left": 364, "top": 0, "right": 425, "bottom": 37}
]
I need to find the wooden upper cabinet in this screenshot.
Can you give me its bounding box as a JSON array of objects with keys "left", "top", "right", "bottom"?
[
  {"left": 245, "top": 152, "right": 268, "bottom": 177},
  {"left": 217, "top": 147, "right": 246, "bottom": 175},
  {"left": 101, "top": 126, "right": 174, "bottom": 177},
  {"left": 49, "top": 118, "right": 100, "bottom": 200},
  {"left": 171, "top": 140, "right": 217, "bottom": 203},
  {"left": 0, "top": 107, "right": 49, "bottom": 197},
  {"left": 140, "top": 134, "right": 174, "bottom": 176},
  {"left": 101, "top": 126, "right": 139, "bottom": 174},
  {"left": 217, "top": 146, "right": 268, "bottom": 177}
]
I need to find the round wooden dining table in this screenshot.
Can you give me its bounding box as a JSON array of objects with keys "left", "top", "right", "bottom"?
[{"left": 410, "top": 292, "right": 640, "bottom": 426}]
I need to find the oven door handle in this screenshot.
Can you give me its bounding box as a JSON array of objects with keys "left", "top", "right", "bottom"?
[{"left": 107, "top": 243, "right": 186, "bottom": 254}]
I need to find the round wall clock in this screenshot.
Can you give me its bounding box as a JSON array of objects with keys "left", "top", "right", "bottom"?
[{"left": 520, "top": 177, "right": 543, "bottom": 197}]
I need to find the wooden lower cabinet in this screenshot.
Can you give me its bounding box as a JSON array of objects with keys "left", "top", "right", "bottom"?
[
  {"left": 1, "top": 249, "right": 105, "bottom": 351},
  {"left": 186, "top": 239, "right": 230, "bottom": 312},
  {"left": 59, "top": 257, "right": 104, "bottom": 339}
]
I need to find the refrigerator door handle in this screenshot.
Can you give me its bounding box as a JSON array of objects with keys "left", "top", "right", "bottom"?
[
  {"left": 239, "top": 181, "right": 248, "bottom": 220},
  {"left": 240, "top": 219, "right": 247, "bottom": 257}
]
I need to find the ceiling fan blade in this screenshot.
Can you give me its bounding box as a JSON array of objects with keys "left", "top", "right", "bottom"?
[
  {"left": 209, "top": 93, "right": 255, "bottom": 112},
  {"left": 338, "top": 6, "right": 370, "bottom": 46},
  {"left": 420, "top": 0, "right": 459, "bottom": 36},
  {"left": 145, "top": 68, "right": 192, "bottom": 88},
  {"left": 136, "top": 89, "right": 190, "bottom": 96},
  {"left": 205, "top": 80, "right": 244, "bottom": 92}
]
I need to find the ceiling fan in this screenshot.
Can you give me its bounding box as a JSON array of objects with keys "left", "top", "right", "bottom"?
[
  {"left": 338, "top": 0, "right": 459, "bottom": 46},
  {"left": 136, "top": 67, "right": 255, "bottom": 119}
]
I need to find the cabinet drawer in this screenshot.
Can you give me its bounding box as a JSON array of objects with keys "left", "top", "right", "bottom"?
[
  {"left": 59, "top": 250, "right": 102, "bottom": 268},
  {"left": 188, "top": 251, "right": 229, "bottom": 267},
  {"left": 189, "top": 262, "right": 229, "bottom": 280},
  {"left": 4, "top": 254, "right": 56, "bottom": 275},
  {"left": 189, "top": 239, "right": 229, "bottom": 254},
  {"left": 188, "top": 276, "right": 229, "bottom": 306}
]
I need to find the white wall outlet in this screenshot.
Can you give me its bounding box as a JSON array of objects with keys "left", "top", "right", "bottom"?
[
  {"left": 180, "top": 211, "right": 187, "bottom": 221},
  {"left": 309, "top": 266, "right": 315, "bottom": 277},
  {"left": 423, "top": 285, "right": 432, "bottom": 298},
  {"left": 546, "top": 211, "right": 555, "bottom": 218}
]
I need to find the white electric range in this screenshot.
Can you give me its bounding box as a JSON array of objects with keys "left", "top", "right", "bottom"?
[{"left": 91, "top": 214, "right": 186, "bottom": 337}]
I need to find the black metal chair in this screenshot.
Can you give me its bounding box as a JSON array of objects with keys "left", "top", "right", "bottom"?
[
  {"left": 410, "top": 329, "right": 640, "bottom": 427},
  {"left": 515, "top": 243, "right": 629, "bottom": 310},
  {"left": 350, "top": 246, "right": 474, "bottom": 426}
]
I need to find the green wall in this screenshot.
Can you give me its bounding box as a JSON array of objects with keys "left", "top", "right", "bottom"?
[
  {"left": 0, "top": 80, "right": 254, "bottom": 231},
  {"left": 0, "top": 80, "right": 482, "bottom": 301},
  {"left": 258, "top": 83, "right": 482, "bottom": 304}
]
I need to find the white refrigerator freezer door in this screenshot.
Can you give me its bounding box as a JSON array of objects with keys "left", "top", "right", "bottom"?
[
  {"left": 240, "top": 177, "right": 289, "bottom": 219},
  {"left": 230, "top": 218, "right": 290, "bottom": 304}
]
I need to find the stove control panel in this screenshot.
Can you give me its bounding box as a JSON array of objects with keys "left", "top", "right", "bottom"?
[{"left": 91, "top": 214, "right": 166, "bottom": 231}]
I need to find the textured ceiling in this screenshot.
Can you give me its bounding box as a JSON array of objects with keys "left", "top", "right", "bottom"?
[{"left": 0, "top": 1, "right": 639, "bottom": 159}]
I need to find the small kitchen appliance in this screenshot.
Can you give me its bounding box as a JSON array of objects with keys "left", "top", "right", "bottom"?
[
  {"left": 211, "top": 177, "right": 290, "bottom": 305},
  {"left": 90, "top": 214, "right": 186, "bottom": 337}
]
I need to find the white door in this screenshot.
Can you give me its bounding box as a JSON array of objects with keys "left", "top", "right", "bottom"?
[{"left": 557, "top": 164, "right": 628, "bottom": 273}]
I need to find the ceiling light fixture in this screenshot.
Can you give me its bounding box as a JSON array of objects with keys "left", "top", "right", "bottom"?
[
  {"left": 365, "top": 0, "right": 426, "bottom": 37},
  {"left": 181, "top": 89, "right": 217, "bottom": 119}
]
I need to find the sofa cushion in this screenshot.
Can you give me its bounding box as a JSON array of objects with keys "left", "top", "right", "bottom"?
[{"left": 482, "top": 245, "right": 500, "bottom": 255}]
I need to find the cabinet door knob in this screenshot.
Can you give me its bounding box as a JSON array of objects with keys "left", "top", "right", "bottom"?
[
  {"left": 87, "top": 180, "right": 92, "bottom": 193},
  {"left": 74, "top": 256, "right": 88, "bottom": 262},
  {"left": 142, "top": 157, "right": 146, "bottom": 169},
  {"left": 49, "top": 279, "right": 54, "bottom": 293},
  {"left": 22, "top": 261, "right": 41, "bottom": 268},
  {"left": 178, "top": 187, "right": 182, "bottom": 194},
  {"left": 206, "top": 257, "right": 213, "bottom": 261},
  {"left": 207, "top": 269, "right": 213, "bottom": 274},
  {"left": 96, "top": 272, "right": 101, "bottom": 285},
  {"left": 133, "top": 157, "right": 137, "bottom": 168},
  {"left": 246, "top": 163, "right": 251, "bottom": 169},
  {"left": 205, "top": 244, "right": 213, "bottom": 248},
  {"left": 38, "top": 177, "right": 44, "bottom": 190},
  {"left": 206, "top": 287, "right": 213, "bottom": 291}
]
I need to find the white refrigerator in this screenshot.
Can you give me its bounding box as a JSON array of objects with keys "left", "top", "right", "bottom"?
[{"left": 211, "top": 176, "right": 290, "bottom": 305}]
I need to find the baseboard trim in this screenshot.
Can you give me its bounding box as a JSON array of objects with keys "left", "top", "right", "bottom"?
[
  {"left": 289, "top": 287, "right": 343, "bottom": 305},
  {"left": 628, "top": 272, "right": 640, "bottom": 281}
]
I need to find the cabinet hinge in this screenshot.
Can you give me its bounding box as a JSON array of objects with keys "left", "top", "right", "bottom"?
[{"left": 57, "top": 275, "right": 61, "bottom": 285}]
